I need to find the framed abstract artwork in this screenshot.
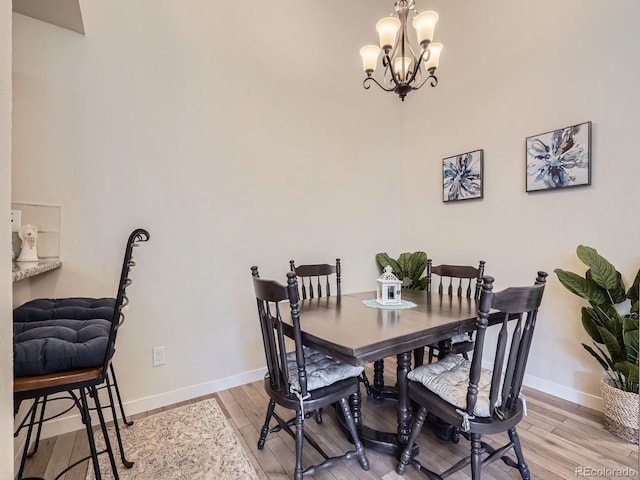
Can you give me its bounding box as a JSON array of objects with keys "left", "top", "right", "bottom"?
[
  {"left": 525, "top": 121, "right": 591, "bottom": 192},
  {"left": 443, "top": 149, "right": 483, "bottom": 202}
]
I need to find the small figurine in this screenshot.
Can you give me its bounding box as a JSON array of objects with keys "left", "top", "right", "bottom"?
[{"left": 16, "top": 224, "right": 39, "bottom": 262}]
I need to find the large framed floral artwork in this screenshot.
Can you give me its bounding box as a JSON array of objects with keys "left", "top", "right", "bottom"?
[
  {"left": 442, "top": 149, "right": 483, "bottom": 202},
  {"left": 525, "top": 121, "right": 591, "bottom": 192}
]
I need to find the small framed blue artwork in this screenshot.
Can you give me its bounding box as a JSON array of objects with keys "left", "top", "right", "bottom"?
[
  {"left": 525, "top": 121, "right": 591, "bottom": 192},
  {"left": 443, "top": 149, "right": 483, "bottom": 203}
]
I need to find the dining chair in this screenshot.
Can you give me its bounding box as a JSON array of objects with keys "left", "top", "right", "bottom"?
[
  {"left": 421, "top": 258, "right": 486, "bottom": 365},
  {"left": 396, "top": 271, "right": 548, "bottom": 480},
  {"left": 289, "top": 258, "right": 341, "bottom": 299},
  {"left": 251, "top": 267, "right": 370, "bottom": 480},
  {"left": 13, "top": 228, "right": 150, "bottom": 479},
  {"left": 289, "top": 259, "right": 342, "bottom": 423},
  {"left": 290, "top": 259, "right": 372, "bottom": 400}
]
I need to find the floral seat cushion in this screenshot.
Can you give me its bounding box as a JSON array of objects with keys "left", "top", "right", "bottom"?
[
  {"left": 286, "top": 348, "right": 364, "bottom": 392},
  {"left": 407, "top": 353, "right": 499, "bottom": 417}
]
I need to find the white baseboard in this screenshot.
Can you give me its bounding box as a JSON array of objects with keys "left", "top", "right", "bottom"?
[
  {"left": 478, "top": 357, "right": 603, "bottom": 411},
  {"left": 35, "top": 367, "right": 267, "bottom": 440},
  {"left": 523, "top": 373, "right": 602, "bottom": 411}
]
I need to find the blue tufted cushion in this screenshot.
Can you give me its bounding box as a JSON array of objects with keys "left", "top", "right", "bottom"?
[
  {"left": 14, "top": 319, "right": 113, "bottom": 377},
  {"left": 286, "top": 348, "right": 364, "bottom": 392},
  {"left": 13, "top": 297, "right": 116, "bottom": 323}
]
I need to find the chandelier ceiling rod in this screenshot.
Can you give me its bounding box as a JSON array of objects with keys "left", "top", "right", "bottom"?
[{"left": 359, "top": 0, "right": 443, "bottom": 101}]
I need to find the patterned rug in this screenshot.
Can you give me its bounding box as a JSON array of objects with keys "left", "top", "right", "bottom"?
[{"left": 86, "top": 398, "right": 259, "bottom": 480}]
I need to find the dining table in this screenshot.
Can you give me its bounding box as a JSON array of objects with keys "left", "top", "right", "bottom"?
[{"left": 282, "top": 288, "right": 500, "bottom": 457}]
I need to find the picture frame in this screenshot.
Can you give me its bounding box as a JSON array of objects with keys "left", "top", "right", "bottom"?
[
  {"left": 442, "top": 149, "right": 483, "bottom": 202},
  {"left": 525, "top": 121, "right": 591, "bottom": 192}
]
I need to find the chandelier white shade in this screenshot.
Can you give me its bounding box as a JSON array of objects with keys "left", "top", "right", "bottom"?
[
  {"left": 359, "top": 45, "right": 382, "bottom": 73},
  {"left": 360, "top": 0, "right": 443, "bottom": 101},
  {"left": 413, "top": 10, "right": 438, "bottom": 45},
  {"left": 376, "top": 17, "right": 401, "bottom": 50}
]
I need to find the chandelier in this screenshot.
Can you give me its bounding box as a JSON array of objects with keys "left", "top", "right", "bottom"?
[{"left": 359, "top": 0, "right": 443, "bottom": 101}]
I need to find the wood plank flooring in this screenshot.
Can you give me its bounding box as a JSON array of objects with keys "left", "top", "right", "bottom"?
[{"left": 18, "top": 361, "right": 639, "bottom": 479}]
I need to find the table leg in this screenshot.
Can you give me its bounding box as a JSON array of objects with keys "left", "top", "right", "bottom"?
[
  {"left": 396, "top": 351, "right": 412, "bottom": 445},
  {"left": 334, "top": 351, "right": 418, "bottom": 458},
  {"left": 373, "top": 359, "right": 384, "bottom": 390},
  {"left": 368, "top": 359, "right": 399, "bottom": 400},
  {"left": 349, "top": 390, "right": 361, "bottom": 428},
  {"left": 436, "top": 338, "right": 452, "bottom": 360}
]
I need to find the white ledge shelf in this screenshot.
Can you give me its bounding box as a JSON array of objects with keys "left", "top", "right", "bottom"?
[{"left": 12, "top": 259, "right": 62, "bottom": 283}]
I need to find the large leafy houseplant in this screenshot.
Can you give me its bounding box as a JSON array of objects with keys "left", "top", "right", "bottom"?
[
  {"left": 555, "top": 245, "right": 640, "bottom": 393},
  {"left": 375, "top": 251, "right": 428, "bottom": 290}
]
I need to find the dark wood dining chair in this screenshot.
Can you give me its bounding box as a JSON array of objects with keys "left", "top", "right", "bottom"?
[
  {"left": 396, "top": 271, "right": 548, "bottom": 480},
  {"left": 421, "top": 258, "right": 486, "bottom": 364},
  {"left": 289, "top": 258, "right": 341, "bottom": 299},
  {"left": 13, "top": 228, "right": 150, "bottom": 480},
  {"left": 290, "top": 259, "right": 372, "bottom": 402},
  {"left": 251, "top": 267, "right": 370, "bottom": 480}
]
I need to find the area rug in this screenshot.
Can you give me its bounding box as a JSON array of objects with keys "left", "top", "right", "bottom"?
[{"left": 86, "top": 398, "right": 259, "bottom": 480}]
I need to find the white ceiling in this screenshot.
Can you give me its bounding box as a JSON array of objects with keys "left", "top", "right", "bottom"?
[{"left": 13, "top": 0, "right": 84, "bottom": 34}]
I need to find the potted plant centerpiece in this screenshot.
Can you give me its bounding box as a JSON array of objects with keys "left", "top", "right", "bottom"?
[
  {"left": 375, "top": 251, "right": 428, "bottom": 290},
  {"left": 555, "top": 245, "right": 639, "bottom": 443}
]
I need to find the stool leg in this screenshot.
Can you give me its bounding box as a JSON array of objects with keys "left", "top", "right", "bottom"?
[
  {"left": 109, "top": 364, "right": 133, "bottom": 426},
  {"left": 27, "top": 396, "right": 47, "bottom": 457},
  {"left": 16, "top": 398, "right": 39, "bottom": 480},
  {"left": 79, "top": 387, "right": 104, "bottom": 480},
  {"left": 105, "top": 374, "right": 134, "bottom": 468},
  {"left": 91, "top": 385, "right": 120, "bottom": 479}
]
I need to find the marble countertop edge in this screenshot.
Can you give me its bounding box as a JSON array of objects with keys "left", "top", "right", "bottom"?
[{"left": 12, "top": 258, "right": 62, "bottom": 282}]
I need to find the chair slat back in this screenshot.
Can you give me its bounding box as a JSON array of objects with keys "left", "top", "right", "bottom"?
[
  {"left": 252, "top": 268, "right": 308, "bottom": 397},
  {"left": 427, "top": 259, "right": 485, "bottom": 300},
  {"left": 466, "top": 272, "right": 548, "bottom": 418},
  {"left": 290, "top": 259, "right": 341, "bottom": 299}
]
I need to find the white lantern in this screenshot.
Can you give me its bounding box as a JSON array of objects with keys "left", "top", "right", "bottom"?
[{"left": 376, "top": 265, "right": 402, "bottom": 306}]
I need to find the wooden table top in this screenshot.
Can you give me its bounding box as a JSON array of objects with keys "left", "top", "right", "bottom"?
[{"left": 288, "top": 290, "right": 479, "bottom": 366}]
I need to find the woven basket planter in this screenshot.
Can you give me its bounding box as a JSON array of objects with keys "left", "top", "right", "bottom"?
[{"left": 601, "top": 378, "right": 639, "bottom": 444}]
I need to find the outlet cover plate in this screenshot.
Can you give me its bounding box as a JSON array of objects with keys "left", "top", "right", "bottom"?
[
  {"left": 152, "top": 346, "right": 166, "bottom": 366},
  {"left": 11, "top": 210, "right": 21, "bottom": 232}
]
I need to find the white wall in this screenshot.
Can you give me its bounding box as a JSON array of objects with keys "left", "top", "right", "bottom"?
[
  {"left": 9, "top": 0, "right": 640, "bottom": 445},
  {"left": 11, "top": 0, "right": 400, "bottom": 435},
  {"left": 399, "top": 0, "right": 640, "bottom": 405},
  {"left": 1, "top": 0, "right": 13, "bottom": 476}
]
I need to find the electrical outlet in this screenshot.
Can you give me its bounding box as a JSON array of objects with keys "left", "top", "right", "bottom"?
[
  {"left": 152, "top": 346, "right": 166, "bottom": 366},
  {"left": 11, "top": 210, "right": 21, "bottom": 232}
]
